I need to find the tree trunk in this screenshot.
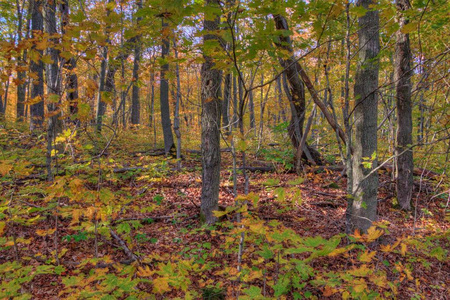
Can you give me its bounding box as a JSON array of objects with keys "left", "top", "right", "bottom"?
[
  {"left": 223, "top": 73, "right": 231, "bottom": 131},
  {"left": 60, "top": 0, "right": 79, "bottom": 122},
  {"left": 29, "top": 0, "right": 45, "bottom": 131},
  {"left": 159, "top": 18, "right": 175, "bottom": 155},
  {"left": 232, "top": 74, "right": 238, "bottom": 129},
  {"left": 173, "top": 36, "right": 182, "bottom": 170},
  {"left": 130, "top": 0, "right": 142, "bottom": 125},
  {"left": 349, "top": 0, "right": 380, "bottom": 233},
  {"left": 95, "top": 0, "right": 113, "bottom": 132},
  {"left": 273, "top": 14, "right": 322, "bottom": 166},
  {"left": 200, "top": 0, "right": 222, "bottom": 225},
  {"left": 16, "top": 0, "right": 29, "bottom": 122},
  {"left": 395, "top": 0, "right": 413, "bottom": 211}
]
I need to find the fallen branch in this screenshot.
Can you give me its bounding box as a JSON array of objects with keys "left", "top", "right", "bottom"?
[{"left": 109, "top": 227, "right": 139, "bottom": 262}]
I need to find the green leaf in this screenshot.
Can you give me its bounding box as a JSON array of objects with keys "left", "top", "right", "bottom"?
[{"left": 243, "top": 285, "right": 263, "bottom": 298}]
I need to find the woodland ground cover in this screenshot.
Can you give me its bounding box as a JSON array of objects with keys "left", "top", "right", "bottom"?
[{"left": 0, "top": 124, "right": 448, "bottom": 299}]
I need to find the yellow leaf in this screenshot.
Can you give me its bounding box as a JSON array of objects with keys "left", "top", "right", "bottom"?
[
  {"left": 366, "top": 226, "right": 383, "bottom": 242},
  {"left": 248, "top": 222, "right": 265, "bottom": 235},
  {"left": 71, "top": 209, "right": 81, "bottom": 225},
  {"left": 0, "top": 161, "right": 13, "bottom": 176},
  {"left": 0, "top": 222, "right": 6, "bottom": 235},
  {"left": 137, "top": 265, "right": 153, "bottom": 277},
  {"left": 153, "top": 277, "right": 170, "bottom": 293},
  {"left": 359, "top": 250, "right": 376, "bottom": 263},
  {"left": 348, "top": 264, "right": 371, "bottom": 277},
  {"left": 400, "top": 243, "right": 407, "bottom": 256},
  {"left": 35, "top": 39, "right": 49, "bottom": 50},
  {"left": 4, "top": 240, "right": 15, "bottom": 247},
  {"left": 369, "top": 273, "right": 387, "bottom": 288},
  {"left": 352, "top": 278, "right": 367, "bottom": 293},
  {"left": 36, "top": 228, "right": 56, "bottom": 236}
]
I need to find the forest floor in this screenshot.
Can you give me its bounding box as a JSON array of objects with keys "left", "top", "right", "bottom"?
[{"left": 0, "top": 126, "right": 449, "bottom": 299}]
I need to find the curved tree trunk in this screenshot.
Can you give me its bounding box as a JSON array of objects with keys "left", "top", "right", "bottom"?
[{"left": 273, "top": 14, "right": 321, "bottom": 166}]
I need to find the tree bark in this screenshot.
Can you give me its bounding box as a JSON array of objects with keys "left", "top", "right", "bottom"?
[
  {"left": 16, "top": 0, "right": 29, "bottom": 122},
  {"left": 173, "top": 36, "right": 182, "bottom": 170},
  {"left": 200, "top": 0, "right": 222, "bottom": 225},
  {"left": 395, "top": 0, "right": 413, "bottom": 211},
  {"left": 44, "top": 0, "right": 62, "bottom": 181},
  {"left": 349, "top": 0, "right": 380, "bottom": 233},
  {"left": 159, "top": 18, "right": 175, "bottom": 155},
  {"left": 273, "top": 14, "right": 321, "bottom": 166},
  {"left": 29, "top": 0, "right": 45, "bottom": 131},
  {"left": 60, "top": 0, "right": 79, "bottom": 122},
  {"left": 95, "top": 0, "right": 113, "bottom": 132},
  {"left": 130, "top": 0, "right": 142, "bottom": 125}
]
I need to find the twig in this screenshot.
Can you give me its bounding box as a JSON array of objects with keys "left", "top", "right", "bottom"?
[{"left": 109, "top": 227, "right": 139, "bottom": 262}]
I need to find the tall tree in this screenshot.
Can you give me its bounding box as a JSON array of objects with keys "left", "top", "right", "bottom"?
[
  {"left": 95, "top": 0, "right": 113, "bottom": 132},
  {"left": 44, "top": 0, "right": 62, "bottom": 181},
  {"left": 272, "top": 14, "right": 321, "bottom": 166},
  {"left": 16, "top": 0, "right": 29, "bottom": 122},
  {"left": 130, "top": 0, "right": 143, "bottom": 125},
  {"left": 200, "top": 0, "right": 222, "bottom": 224},
  {"left": 159, "top": 16, "right": 175, "bottom": 155},
  {"left": 395, "top": 0, "right": 413, "bottom": 211},
  {"left": 60, "top": 0, "right": 79, "bottom": 122},
  {"left": 29, "top": 0, "right": 45, "bottom": 131},
  {"left": 349, "top": 0, "right": 380, "bottom": 233}
]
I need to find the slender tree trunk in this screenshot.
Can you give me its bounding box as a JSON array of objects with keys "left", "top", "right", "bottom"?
[
  {"left": 149, "top": 68, "right": 155, "bottom": 127},
  {"left": 159, "top": 18, "right": 175, "bottom": 155},
  {"left": 96, "top": 0, "right": 113, "bottom": 132},
  {"left": 233, "top": 74, "right": 238, "bottom": 128},
  {"left": 248, "top": 91, "right": 255, "bottom": 130},
  {"left": 395, "top": 0, "right": 413, "bottom": 211},
  {"left": 29, "top": 0, "right": 45, "bottom": 131},
  {"left": 223, "top": 73, "right": 231, "bottom": 131},
  {"left": 60, "top": 0, "right": 79, "bottom": 122},
  {"left": 16, "top": 0, "right": 28, "bottom": 121},
  {"left": 44, "top": 0, "right": 62, "bottom": 181},
  {"left": 276, "top": 74, "right": 287, "bottom": 123},
  {"left": 131, "top": 0, "right": 142, "bottom": 125},
  {"left": 200, "top": 0, "right": 222, "bottom": 225},
  {"left": 173, "top": 36, "right": 182, "bottom": 170},
  {"left": 350, "top": 0, "right": 380, "bottom": 233},
  {"left": 343, "top": 2, "right": 353, "bottom": 233}
]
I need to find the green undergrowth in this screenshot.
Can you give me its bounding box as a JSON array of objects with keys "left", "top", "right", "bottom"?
[{"left": 0, "top": 124, "right": 448, "bottom": 299}]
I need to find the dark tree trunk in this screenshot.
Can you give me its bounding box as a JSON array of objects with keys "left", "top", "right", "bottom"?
[
  {"left": 130, "top": 0, "right": 142, "bottom": 125},
  {"left": 60, "top": 0, "right": 79, "bottom": 122},
  {"left": 395, "top": 0, "right": 413, "bottom": 211},
  {"left": 249, "top": 81, "right": 255, "bottom": 130},
  {"left": 96, "top": 0, "right": 113, "bottom": 132},
  {"left": 29, "top": 0, "right": 45, "bottom": 131},
  {"left": 16, "top": 0, "right": 29, "bottom": 122},
  {"left": 232, "top": 74, "right": 238, "bottom": 128},
  {"left": 273, "top": 14, "right": 322, "bottom": 166},
  {"left": 159, "top": 18, "right": 175, "bottom": 155},
  {"left": 200, "top": 0, "right": 222, "bottom": 225},
  {"left": 349, "top": 0, "right": 380, "bottom": 233},
  {"left": 223, "top": 73, "right": 231, "bottom": 131},
  {"left": 276, "top": 74, "right": 287, "bottom": 123}
]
